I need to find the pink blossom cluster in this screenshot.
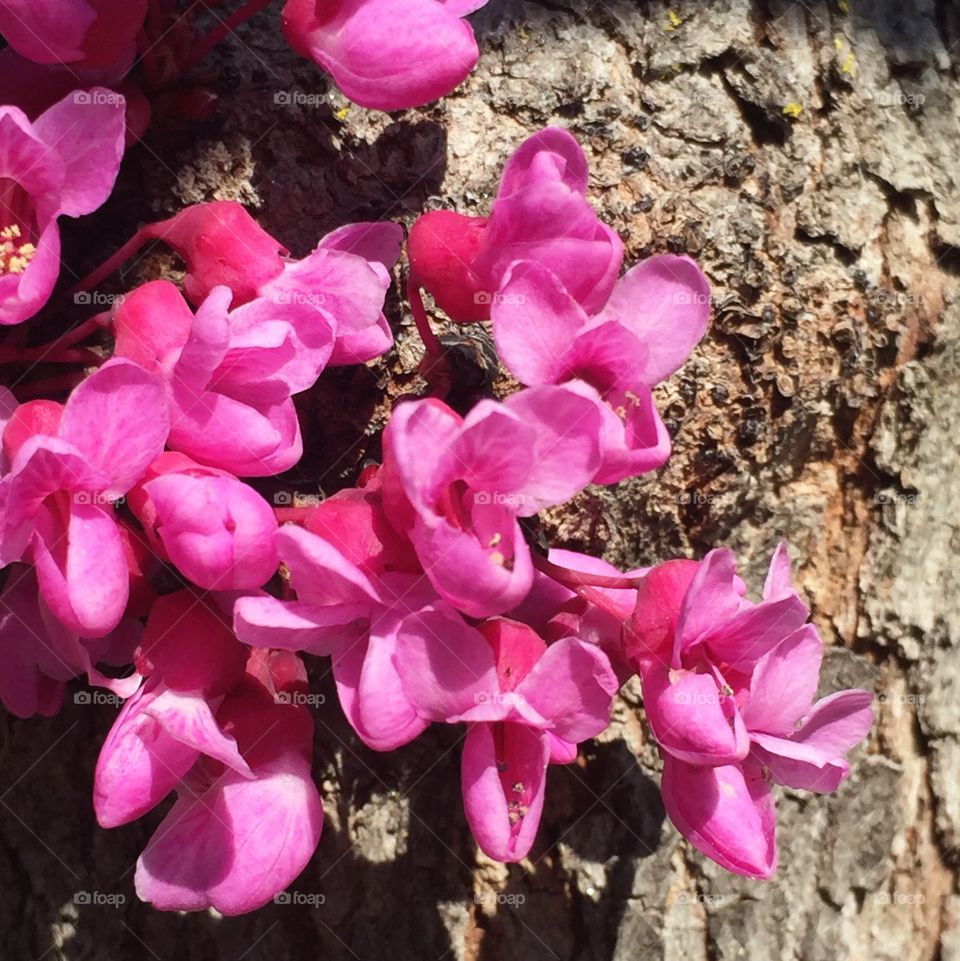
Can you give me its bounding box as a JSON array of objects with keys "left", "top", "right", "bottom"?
[
  {"left": 0, "top": 0, "right": 489, "bottom": 136},
  {"left": 0, "top": 12, "right": 874, "bottom": 914}
]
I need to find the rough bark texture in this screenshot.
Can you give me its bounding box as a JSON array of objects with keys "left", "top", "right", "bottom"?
[{"left": 2, "top": 0, "right": 959, "bottom": 958}]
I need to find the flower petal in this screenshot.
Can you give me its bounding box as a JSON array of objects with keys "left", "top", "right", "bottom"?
[
  {"left": 461, "top": 721, "right": 549, "bottom": 862},
  {"left": 661, "top": 755, "right": 777, "bottom": 879}
]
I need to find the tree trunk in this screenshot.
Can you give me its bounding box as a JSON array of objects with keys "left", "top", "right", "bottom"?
[{"left": 2, "top": 1, "right": 958, "bottom": 958}]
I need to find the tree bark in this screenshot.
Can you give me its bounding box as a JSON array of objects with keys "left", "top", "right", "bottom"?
[{"left": 2, "top": 1, "right": 959, "bottom": 958}]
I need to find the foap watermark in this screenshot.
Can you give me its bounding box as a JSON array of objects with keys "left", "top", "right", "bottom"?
[
  {"left": 874, "top": 491, "right": 921, "bottom": 507},
  {"left": 275, "top": 691, "right": 326, "bottom": 708},
  {"left": 74, "top": 891, "right": 126, "bottom": 907},
  {"left": 676, "top": 490, "right": 725, "bottom": 507},
  {"left": 274, "top": 491, "right": 323, "bottom": 508},
  {"left": 74, "top": 290, "right": 125, "bottom": 308},
  {"left": 274, "top": 891, "right": 326, "bottom": 907},
  {"left": 274, "top": 90, "right": 326, "bottom": 108},
  {"left": 674, "top": 291, "right": 715, "bottom": 307},
  {"left": 73, "top": 90, "right": 126, "bottom": 107},
  {"left": 874, "top": 890, "right": 925, "bottom": 906},
  {"left": 674, "top": 690, "right": 725, "bottom": 706},
  {"left": 876, "top": 692, "right": 925, "bottom": 707},
  {"left": 474, "top": 691, "right": 525, "bottom": 707},
  {"left": 865, "top": 90, "right": 926, "bottom": 109},
  {"left": 74, "top": 491, "right": 123, "bottom": 507},
  {"left": 74, "top": 690, "right": 122, "bottom": 707},
  {"left": 868, "top": 289, "right": 924, "bottom": 308},
  {"left": 272, "top": 289, "right": 326, "bottom": 307},
  {"left": 473, "top": 291, "right": 526, "bottom": 307},
  {"left": 677, "top": 891, "right": 729, "bottom": 907},
  {"left": 474, "top": 891, "right": 526, "bottom": 908},
  {"left": 474, "top": 491, "right": 526, "bottom": 508}
]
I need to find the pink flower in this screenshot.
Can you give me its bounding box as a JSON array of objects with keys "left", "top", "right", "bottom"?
[
  {"left": 94, "top": 592, "right": 252, "bottom": 828},
  {"left": 395, "top": 612, "right": 618, "bottom": 861},
  {"left": 104, "top": 201, "right": 402, "bottom": 365},
  {"left": 234, "top": 522, "right": 437, "bottom": 752},
  {"left": 114, "top": 279, "right": 330, "bottom": 475},
  {"left": 0, "top": 87, "right": 126, "bottom": 324},
  {"left": 509, "top": 548, "right": 644, "bottom": 683},
  {"left": 127, "top": 452, "right": 279, "bottom": 591},
  {"left": 95, "top": 594, "right": 323, "bottom": 915},
  {"left": 0, "top": 359, "right": 169, "bottom": 635},
  {"left": 408, "top": 128, "right": 623, "bottom": 323},
  {"left": 282, "top": 0, "right": 488, "bottom": 110},
  {"left": 0, "top": 0, "right": 147, "bottom": 68},
  {"left": 134, "top": 649, "right": 323, "bottom": 915},
  {"left": 380, "top": 384, "right": 604, "bottom": 617},
  {"left": 626, "top": 546, "right": 873, "bottom": 878},
  {"left": 299, "top": 466, "right": 420, "bottom": 578},
  {"left": 0, "top": 563, "right": 141, "bottom": 717},
  {"left": 491, "top": 255, "right": 710, "bottom": 483},
  {"left": 624, "top": 546, "right": 810, "bottom": 767}
]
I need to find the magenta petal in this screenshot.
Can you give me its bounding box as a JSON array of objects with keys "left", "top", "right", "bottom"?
[
  {"left": 661, "top": 755, "right": 777, "bottom": 879},
  {"left": 351, "top": 606, "right": 431, "bottom": 750},
  {"left": 674, "top": 549, "right": 742, "bottom": 655},
  {"left": 763, "top": 541, "right": 794, "bottom": 600},
  {"left": 145, "top": 473, "right": 278, "bottom": 590},
  {"left": 638, "top": 657, "right": 749, "bottom": 766},
  {"left": 742, "top": 625, "right": 823, "bottom": 737},
  {"left": 560, "top": 320, "right": 650, "bottom": 394},
  {"left": 383, "top": 398, "right": 462, "bottom": 514},
  {"left": 547, "top": 732, "right": 578, "bottom": 764},
  {"left": 221, "top": 298, "right": 333, "bottom": 395},
  {"left": 415, "top": 513, "right": 534, "bottom": 618},
  {"left": 32, "top": 86, "right": 126, "bottom": 217},
  {"left": 595, "top": 255, "right": 710, "bottom": 384},
  {"left": 750, "top": 733, "right": 849, "bottom": 794},
  {"left": 144, "top": 687, "right": 252, "bottom": 778},
  {"left": 135, "top": 753, "right": 323, "bottom": 915},
  {"left": 1, "top": 437, "right": 108, "bottom": 563},
  {"left": 492, "top": 261, "right": 588, "bottom": 386},
  {"left": 94, "top": 683, "right": 201, "bottom": 828},
  {"left": 33, "top": 498, "right": 127, "bottom": 637},
  {"left": 0, "top": 1, "right": 95, "bottom": 64},
  {"left": 497, "top": 383, "right": 603, "bottom": 510},
  {"left": 277, "top": 525, "right": 381, "bottom": 606},
  {"left": 498, "top": 127, "right": 588, "bottom": 198},
  {"left": 318, "top": 220, "right": 403, "bottom": 269},
  {"left": 173, "top": 285, "right": 233, "bottom": 386},
  {"left": 59, "top": 358, "right": 170, "bottom": 497},
  {"left": 516, "top": 638, "right": 618, "bottom": 742},
  {"left": 169, "top": 388, "right": 302, "bottom": 477},
  {"left": 294, "top": 0, "right": 480, "bottom": 110},
  {"left": 794, "top": 689, "right": 874, "bottom": 755},
  {"left": 591, "top": 383, "right": 672, "bottom": 485},
  {"left": 0, "top": 217, "right": 61, "bottom": 326},
  {"left": 329, "top": 313, "right": 393, "bottom": 365},
  {"left": 394, "top": 605, "right": 499, "bottom": 722},
  {"left": 702, "top": 592, "right": 811, "bottom": 669},
  {"left": 0, "top": 566, "right": 68, "bottom": 717},
  {"left": 461, "top": 722, "right": 549, "bottom": 862},
  {"left": 233, "top": 594, "right": 367, "bottom": 654}
]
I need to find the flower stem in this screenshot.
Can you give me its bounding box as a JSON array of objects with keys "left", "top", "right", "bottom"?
[
  {"left": 181, "top": 0, "right": 276, "bottom": 72},
  {"left": 68, "top": 228, "right": 153, "bottom": 298},
  {"left": 0, "top": 345, "right": 102, "bottom": 365},
  {"left": 407, "top": 275, "right": 445, "bottom": 360},
  {"left": 13, "top": 373, "right": 87, "bottom": 399},
  {"left": 532, "top": 553, "right": 644, "bottom": 592}
]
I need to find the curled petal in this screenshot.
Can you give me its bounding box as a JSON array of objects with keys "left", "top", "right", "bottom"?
[
  {"left": 661, "top": 755, "right": 777, "bottom": 880},
  {"left": 461, "top": 722, "right": 549, "bottom": 862}
]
